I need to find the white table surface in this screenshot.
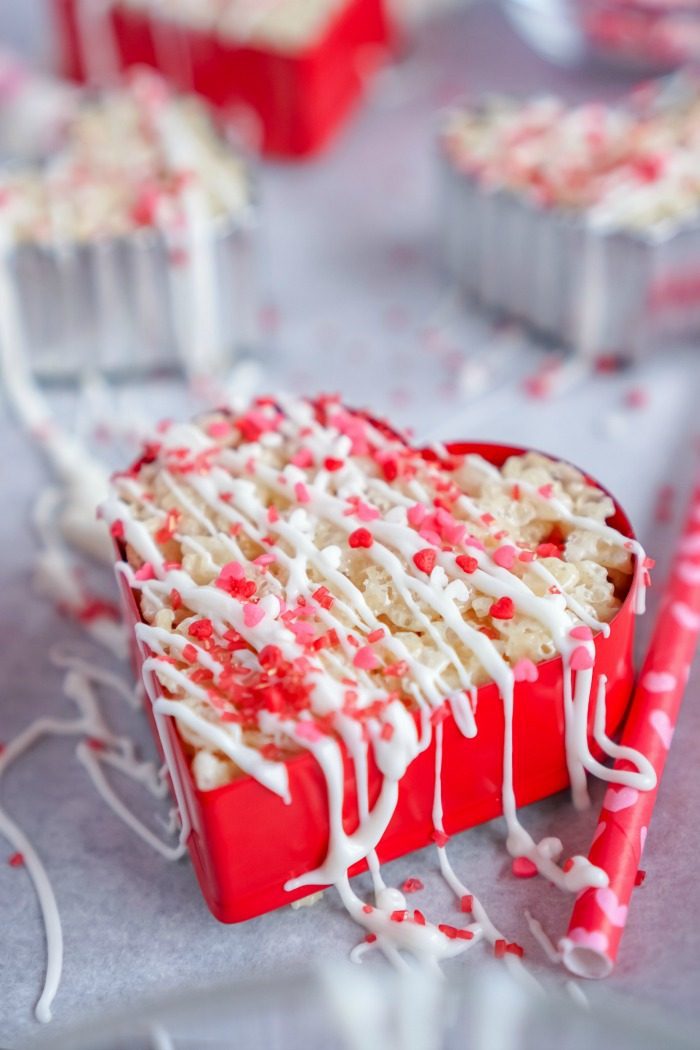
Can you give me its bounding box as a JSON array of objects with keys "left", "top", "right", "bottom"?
[{"left": 2, "top": 2, "right": 700, "bottom": 1046}]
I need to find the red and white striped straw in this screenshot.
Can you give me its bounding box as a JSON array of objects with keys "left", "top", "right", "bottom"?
[{"left": 561, "top": 479, "right": 700, "bottom": 978}]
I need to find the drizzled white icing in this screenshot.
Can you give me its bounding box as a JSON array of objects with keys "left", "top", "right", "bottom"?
[
  {"left": 105, "top": 394, "right": 656, "bottom": 970},
  {"left": 0, "top": 653, "right": 184, "bottom": 1023}
]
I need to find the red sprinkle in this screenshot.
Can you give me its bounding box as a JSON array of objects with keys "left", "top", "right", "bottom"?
[
  {"left": 402, "top": 878, "right": 424, "bottom": 894},
  {"left": 413, "top": 548, "right": 437, "bottom": 574},
  {"left": 364, "top": 933, "right": 377, "bottom": 944},
  {"left": 391, "top": 910, "right": 408, "bottom": 923},
  {"left": 8, "top": 852, "right": 24, "bottom": 868},
  {"left": 188, "top": 619, "right": 213, "bottom": 641},
  {"left": 562, "top": 858, "right": 575, "bottom": 873},
  {"left": 324, "top": 457, "right": 344, "bottom": 472},
  {"left": 505, "top": 942, "right": 524, "bottom": 957},
  {"left": 380, "top": 723, "right": 394, "bottom": 741},
  {"left": 362, "top": 904, "right": 374, "bottom": 914},
  {"left": 413, "top": 909, "right": 426, "bottom": 926},
  {"left": 182, "top": 643, "right": 198, "bottom": 663},
  {"left": 512, "top": 857, "right": 538, "bottom": 879},
  {"left": 383, "top": 661, "right": 408, "bottom": 678},
  {"left": 348, "top": 528, "right": 374, "bottom": 549},
  {"left": 169, "top": 589, "right": 182, "bottom": 611},
  {"left": 460, "top": 894, "right": 473, "bottom": 913},
  {"left": 367, "top": 628, "right": 385, "bottom": 644},
  {"left": 353, "top": 646, "right": 380, "bottom": 671},
  {"left": 432, "top": 829, "right": 449, "bottom": 847},
  {"left": 494, "top": 938, "right": 507, "bottom": 959},
  {"left": 635, "top": 869, "right": 646, "bottom": 886},
  {"left": 312, "top": 586, "right": 334, "bottom": 610},
  {"left": 490, "top": 596, "right": 515, "bottom": 620},
  {"left": 110, "top": 520, "right": 125, "bottom": 540},
  {"left": 456, "top": 554, "right": 478, "bottom": 574}
]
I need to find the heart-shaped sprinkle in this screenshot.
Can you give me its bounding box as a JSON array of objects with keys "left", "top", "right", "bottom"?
[
  {"left": 490, "top": 596, "right": 514, "bottom": 620},
  {"left": 493, "top": 545, "right": 517, "bottom": 569},
  {"left": 512, "top": 857, "right": 538, "bottom": 878},
  {"left": 570, "top": 625, "right": 593, "bottom": 641},
  {"left": 348, "top": 527, "right": 373, "bottom": 549},
  {"left": 570, "top": 646, "right": 594, "bottom": 671},
  {"left": 513, "top": 658, "right": 538, "bottom": 683},
  {"left": 413, "top": 548, "right": 437, "bottom": 574}
]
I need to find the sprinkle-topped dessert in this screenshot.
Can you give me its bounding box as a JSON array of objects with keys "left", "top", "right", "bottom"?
[
  {"left": 104, "top": 393, "right": 656, "bottom": 959},
  {"left": 0, "top": 72, "right": 248, "bottom": 245},
  {"left": 442, "top": 80, "right": 700, "bottom": 232},
  {"left": 105, "top": 395, "right": 637, "bottom": 794}
]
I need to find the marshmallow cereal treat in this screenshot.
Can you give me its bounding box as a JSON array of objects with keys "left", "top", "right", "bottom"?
[
  {"left": 104, "top": 395, "right": 653, "bottom": 947},
  {"left": 0, "top": 73, "right": 248, "bottom": 246},
  {"left": 0, "top": 71, "right": 254, "bottom": 378},
  {"left": 440, "top": 77, "right": 700, "bottom": 357},
  {"left": 442, "top": 80, "right": 700, "bottom": 232}
]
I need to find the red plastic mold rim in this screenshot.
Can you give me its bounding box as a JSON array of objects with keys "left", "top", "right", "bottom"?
[{"left": 115, "top": 442, "right": 638, "bottom": 923}]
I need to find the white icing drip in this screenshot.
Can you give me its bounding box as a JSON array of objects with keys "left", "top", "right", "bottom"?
[
  {"left": 105, "top": 398, "right": 654, "bottom": 976},
  {"left": 0, "top": 655, "right": 185, "bottom": 1023},
  {"left": 524, "top": 909, "right": 562, "bottom": 964}
]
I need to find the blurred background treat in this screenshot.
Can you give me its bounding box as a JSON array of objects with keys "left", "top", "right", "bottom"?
[{"left": 504, "top": 0, "right": 700, "bottom": 71}]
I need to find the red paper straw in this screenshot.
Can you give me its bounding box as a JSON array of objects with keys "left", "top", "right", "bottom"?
[{"left": 561, "top": 481, "right": 700, "bottom": 979}]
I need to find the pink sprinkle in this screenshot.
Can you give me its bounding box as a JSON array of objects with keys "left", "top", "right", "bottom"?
[
  {"left": 624, "top": 386, "right": 649, "bottom": 410},
  {"left": 353, "top": 646, "right": 380, "bottom": 671},
  {"left": 291, "top": 448, "right": 314, "bottom": 468},
  {"left": 493, "top": 545, "right": 517, "bottom": 570},
  {"left": 538, "top": 484, "right": 554, "bottom": 499},
  {"left": 253, "top": 554, "right": 276, "bottom": 567},
  {"left": 408, "top": 503, "right": 428, "bottom": 528},
  {"left": 243, "top": 604, "right": 265, "bottom": 628},
  {"left": 134, "top": 562, "right": 156, "bottom": 581},
  {"left": 367, "top": 628, "right": 385, "bottom": 644},
  {"left": 419, "top": 528, "right": 442, "bottom": 546},
  {"left": 571, "top": 646, "right": 594, "bottom": 671},
  {"left": 294, "top": 482, "right": 310, "bottom": 504},
  {"left": 512, "top": 857, "right": 538, "bottom": 879},
  {"left": 570, "top": 625, "right": 593, "bottom": 641},
  {"left": 207, "top": 420, "right": 231, "bottom": 438},
  {"left": 296, "top": 721, "right": 323, "bottom": 742},
  {"left": 356, "top": 501, "right": 380, "bottom": 522},
  {"left": 8, "top": 852, "right": 24, "bottom": 868},
  {"left": 220, "top": 561, "right": 245, "bottom": 581},
  {"left": 513, "top": 658, "right": 538, "bottom": 683}
]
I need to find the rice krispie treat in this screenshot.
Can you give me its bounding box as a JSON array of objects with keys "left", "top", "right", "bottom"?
[
  {"left": 103, "top": 395, "right": 642, "bottom": 793},
  {"left": 0, "top": 71, "right": 248, "bottom": 246},
  {"left": 442, "top": 80, "right": 700, "bottom": 232}
]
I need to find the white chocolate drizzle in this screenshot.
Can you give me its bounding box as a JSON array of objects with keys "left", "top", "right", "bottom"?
[{"left": 104, "top": 395, "right": 656, "bottom": 973}]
